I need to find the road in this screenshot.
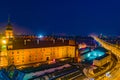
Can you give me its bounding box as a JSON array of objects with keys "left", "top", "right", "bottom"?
[
  {"left": 91, "top": 35, "right": 120, "bottom": 80},
  {"left": 73, "top": 75, "right": 86, "bottom": 80}
]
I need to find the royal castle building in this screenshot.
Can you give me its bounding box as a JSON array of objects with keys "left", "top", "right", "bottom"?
[{"left": 0, "top": 19, "right": 77, "bottom": 68}]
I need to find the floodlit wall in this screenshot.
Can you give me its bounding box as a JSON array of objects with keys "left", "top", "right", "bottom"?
[
  {"left": 93, "top": 54, "right": 111, "bottom": 66},
  {"left": 6, "top": 46, "right": 75, "bottom": 66}
]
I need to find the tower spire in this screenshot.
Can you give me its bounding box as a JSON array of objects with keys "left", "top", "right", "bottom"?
[
  {"left": 5, "top": 15, "right": 13, "bottom": 38},
  {"left": 8, "top": 15, "right": 10, "bottom": 24}
]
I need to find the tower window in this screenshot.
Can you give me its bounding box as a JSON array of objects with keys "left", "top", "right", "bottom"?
[
  {"left": 12, "top": 52, "right": 14, "bottom": 54},
  {"left": 46, "top": 57, "right": 49, "bottom": 61},
  {"left": 12, "top": 61, "right": 14, "bottom": 64}
]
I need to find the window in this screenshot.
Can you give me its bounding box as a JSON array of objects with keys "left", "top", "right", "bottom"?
[
  {"left": 11, "top": 57, "right": 14, "bottom": 60},
  {"left": 29, "top": 59, "right": 31, "bottom": 61},
  {"left": 12, "top": 61, "right": 14, "bottom": 64},
  {"left": 17, "top": 57, "right": 19, "bottom": 60},
  {"left": 8, "top": 45, "right": 13, "bottom": 49},
  {"left": 43, "top": 49, "right": 45, "bottom": 51},
  {"left": 17, "top": 51, "right": 19, "bottom": 54},
  {"left": 12, "top": 52, "right": 14, "bottom": 54},
  {"left": 46, "top": 57, "right": 49, "bottom": 61}
]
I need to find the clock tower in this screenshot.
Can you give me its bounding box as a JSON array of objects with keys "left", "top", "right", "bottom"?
[{"left": 5, "top": 17, "right": 13, "bottom": 39}]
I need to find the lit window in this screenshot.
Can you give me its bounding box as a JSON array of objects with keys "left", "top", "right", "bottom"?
[
  {"left": 2, "top": 40, "right": 7, "bottom": 44},
  {"left": 11, "top": 57, "right": 14, "bottom": 60},
  {"left": 43, "top": 49, "right": 45, "bottom": 51},
  {"left": 17, "top": 57, "right": 19, "bottom": 60}
]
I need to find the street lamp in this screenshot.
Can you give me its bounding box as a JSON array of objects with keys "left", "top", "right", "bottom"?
[{"left": 2, "top": 40, "right": 7, "bottom": 44}]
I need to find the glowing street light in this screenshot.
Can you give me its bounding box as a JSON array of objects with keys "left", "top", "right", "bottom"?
[
  {"left": 2, "top": 40, "right": 7, "bottom": 44},
  {"left": 38, "top": 34, "right": 43, "bottom": 38}
]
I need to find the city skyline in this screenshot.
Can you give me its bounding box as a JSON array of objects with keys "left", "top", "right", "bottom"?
[
  {"left": 0, "top": 0, "right": 120, "bottom": 79},
  {"left": 0, "top": 0, "right": 120, "bottom": 35}
]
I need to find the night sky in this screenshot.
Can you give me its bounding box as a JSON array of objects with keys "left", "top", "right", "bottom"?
[{"left": 0, "top": 0, "right": 120, "bottom": 36}]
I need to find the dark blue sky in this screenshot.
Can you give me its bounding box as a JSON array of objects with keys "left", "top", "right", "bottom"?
[{"left": 0, "top": 0, "right": 120, "bottom": 35}]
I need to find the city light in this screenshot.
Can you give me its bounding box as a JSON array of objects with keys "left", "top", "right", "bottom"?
[
  {"left": 0, "top": 1, "right": 119, "bottom": 79},
  {"left": 106, "top": 72, "right": 111, "bottom": 77},
  {"left": 87, "top": 53, "right": 90, "bottom": 57},
  {"left": 38, "top": 34, "right": 43, "bottom": 38},
  {"left": 2, "top": 40, "right": 7, "bottom": 44},
  {"left": 84, "top": 50, "right": 105, "bottom": 61}
]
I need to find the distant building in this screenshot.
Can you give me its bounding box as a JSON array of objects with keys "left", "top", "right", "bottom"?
[
  {"left": 0, "top": 19, "right": 77, "bottom": 68},
  {"left": 75, "top": 36, "right": 96, "bottom": 48},
  {"left": 99, "top": 36, "right": 120, "bottom": 45},
  {"left": 93, "top": 54, "right": 111, "bottom": 67}
]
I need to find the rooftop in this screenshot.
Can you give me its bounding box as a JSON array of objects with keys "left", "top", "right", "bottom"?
[{"left": 7, "top": 38, "right": 75, "bottom": 50}]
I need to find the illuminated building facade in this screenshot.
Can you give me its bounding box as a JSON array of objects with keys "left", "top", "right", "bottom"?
[{"left": 0, "top": 20, "right": 76, "bottom": 68}]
